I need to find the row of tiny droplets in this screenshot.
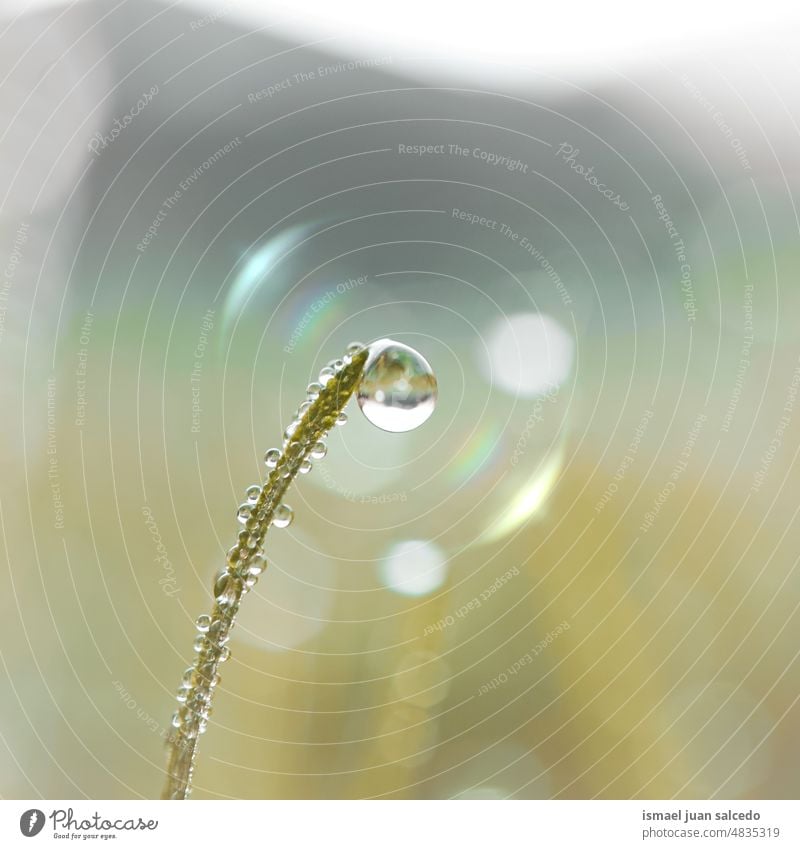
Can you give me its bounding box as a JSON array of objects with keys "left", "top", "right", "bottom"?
[{"left": 165, "top": 342, "right": 368, "bottom": 798}]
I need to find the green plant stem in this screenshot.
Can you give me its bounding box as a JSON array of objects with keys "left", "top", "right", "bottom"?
[{"left": 162, "top": 346, "right": 368, "bottom": 799}]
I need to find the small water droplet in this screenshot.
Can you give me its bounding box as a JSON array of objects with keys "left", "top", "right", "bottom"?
[
  {"left": 347, "top": 341, "right": 366, "bottom": 355},
  {"left": 306, "top": 382, "right": 322, "bottom": 400},
  {"left": 284, "top": 421, "right": 298, "bottom": 440},
  {"left": 245, "top": 484, "right": 261, "bottom": 502},
  {"left": 193, "top": 688, "right": 208, "bottom": 704},
  {"left": 318, "top": 366, "right": 335, "bottom": 384},
  {"left": 193, "top": 635, "right": 206, "bottom": 653},
  {"left": 356, "top": 339, "right": 437, "bottom": 432},
  {"left": 214, "top": 570, "right": 239, "bottom": 606},
  {"left": 236, "top": 503, "right": 252, "bottom": 524},
  {"left": 218, "top": 647, "right": 231, "bottom": 663},
  {"left": 299, "top": 459, "right": 312, "bottom": 474},
  {"left": 264, "top": 448, "right": 280, "bottom": 468},
  {"left": 310, "top": 441, "right": 327, "bottom": 459},
  {"left": 272, "top": 504, "right": 294, "bottom": 528},
  {"left": 171, "top": 712, "right": 182, "bottom": 728},
  {"left": 246, "top": 554, "right": 267, "bottom": 576},
  {"left": 335, "top": 411, "right": 348, "bottom": 426},
  {"left": 196, "top": 615, "right": 211, "bottom": 633}
]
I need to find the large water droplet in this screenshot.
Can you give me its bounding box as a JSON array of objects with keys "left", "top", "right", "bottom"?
[
  {"left": 272, "top": 503, "right": 293, "bottom": 528},
  {"left": 246, "top": 553, "right": 267, "bottom": 576},
  {"left": 357, "top": 339, "right": 437, "bottom": 432},
  {"left": 213, "top": 569, "right": 239, "bottom": 606}
]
